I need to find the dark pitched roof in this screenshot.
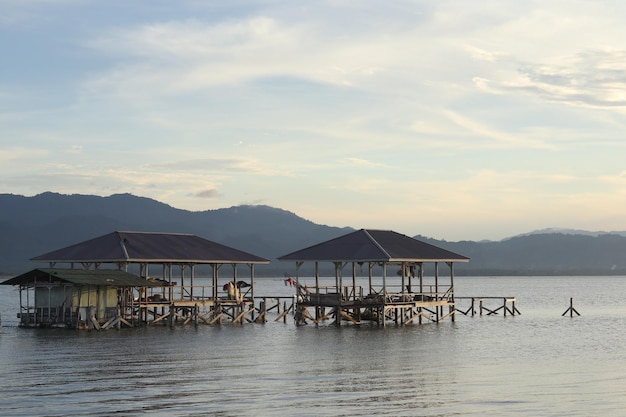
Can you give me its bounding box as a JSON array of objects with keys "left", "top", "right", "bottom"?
[
  {"left": 278, "top": 229, "right": 469, "bottom": 263},
  {"left": 31, "top": 231, "right": 270, "bottom": 264},
  {"left": 1, "top": 268, "right": 163, "bottom": 287}
]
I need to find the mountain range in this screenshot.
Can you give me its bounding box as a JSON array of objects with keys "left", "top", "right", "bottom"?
[{"left": 1, "top": 192, "right": 625, "bottom": 276}]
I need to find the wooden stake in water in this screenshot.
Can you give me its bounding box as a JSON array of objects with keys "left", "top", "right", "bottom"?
[{"left": 562, "top": 297, "right": 580, "bottom": 317}]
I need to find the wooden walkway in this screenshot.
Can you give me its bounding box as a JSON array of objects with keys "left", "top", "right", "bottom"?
[
  {"left": 133, "top": 296, "right": 297, "bottom": 327},
  {"left": 129, "top": 293, "right": 522, "bottom": 328},
  {"left": 454, "top": 296, "right": 521, "bottom": 316},
  {"left": 36, "top": 286, "right": 520, "bottom": 329},
  {"left": 33, "top": 293, "right": 520, "bottom": 329}
]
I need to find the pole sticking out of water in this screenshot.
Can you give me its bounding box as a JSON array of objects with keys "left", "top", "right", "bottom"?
[{"left": 562, "top": 297, "right": 580, "bottom": 317}]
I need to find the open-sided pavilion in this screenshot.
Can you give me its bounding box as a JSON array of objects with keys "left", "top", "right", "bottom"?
[
  {"left": 278, "top": 229, "right": 470, "bottom": 326},
  {"left": 22, "top": 231, "right": 270, "bottom": 327}
]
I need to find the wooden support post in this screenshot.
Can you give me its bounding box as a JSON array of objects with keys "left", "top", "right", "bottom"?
[
  {"left": 232, "top": 307, "right": 253, "bottom": 324},
  {"left": 340, "top": 311, "right": 360, "bottom": 325},
  {"left": 562, "top": 297, "right": 580, "bottom": 317},
  {"left": 209, "top": 312, "right": 225, "bottom": 325},
  {"left": 334, "top": 306, "right": 341, "bottom": 326},
  {"left": 275, "top": 302, "right": 292, "bottom": 323},
  {"left": 255, "top": 299, "right": 267, "bottom": 323}
]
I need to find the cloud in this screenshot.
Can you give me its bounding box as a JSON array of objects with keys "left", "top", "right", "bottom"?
[
  {"left": 517, "top": 49, "right": 626, "bottom": 108},
  {"left": 148, "top": 158, "right": 286, "bottom": 176},
  {"left": 6, "top": 1, "right": 626, "bottom": 240},
  {"left": 443, "top": 110, "right": 556, "bottom": 149},
  {"left": 343, "top": 157, "right": 384, "bottom": 167},
  {"left": 81, "top": 8, "right": 444, "bottom": 100},
  {"left": 84, "top": 17, "right": 322, "bottom": 95},
  {"left": 195, "top": 189, "right": 220, "bottom": 199}
]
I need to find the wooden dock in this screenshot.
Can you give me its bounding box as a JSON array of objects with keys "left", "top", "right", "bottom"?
[
  {"left": 6, "top": 229, "right": 517, "bottom": 330},
  {"left": 454, "top": 296, "right": 521, "bottom": 317},
  {"left": 135, "top": 289, "right": 298, "bottom": 327}
]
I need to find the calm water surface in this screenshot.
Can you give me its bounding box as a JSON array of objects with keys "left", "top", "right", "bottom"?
[{"left": 1, "top": 276, "right": 625, "bottom": 416}]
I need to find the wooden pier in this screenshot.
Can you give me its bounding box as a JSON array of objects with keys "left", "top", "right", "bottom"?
[
  {"left": 5, "top": 229, "right": 523, "bottom": 330},
  {"left": 136, "top": 293, "right": 297, "bottom": 327},
  {"left": 278, "top": 230, "right": 472, "bottom": 327},
  {"left": 4, "top": 268, "right": 519, "bottom": 329},
  {"left": 455, "top": 296, "right": 521, "bottom": 317},
  {"left": 291, "top": 285, "right": 456, "bottom": 326}
]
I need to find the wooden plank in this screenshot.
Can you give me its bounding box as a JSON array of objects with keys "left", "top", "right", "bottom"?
[
  {"left": 339, "top": 311, "right": 360, "bottom": 325},
  {"left": 275, "top": 305, "right": 293, "bottom": 322},
  {"left": 208, "top": 312, "right": 225, "bottom": 325},
  {"left": 152, "top": 311, "right": 171, "bottom": 324},
  {"left": 313, "top": 310, "right": 334, "bottom": 324},
  {"left": 437, "top": 310, "right": 454, "bottom": 322},
  {"left": 119, "top": 317, "right": 132, "bottom": 327},
  {"left": 255, "top": 311, "right": 267, "bottom": 323},
  {"left": 90, "top": 316, "right": 101, "bottom": 330},
  {"left": 232, "top": 307, "right": 254, "bottom": 324},
  {"left": 101, "top": 316, "right": 119, "bottom": 329}
]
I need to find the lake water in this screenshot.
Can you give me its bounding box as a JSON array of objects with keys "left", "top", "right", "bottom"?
[{"left": 1, "top": 275, "right": 625, "bottom": 416}]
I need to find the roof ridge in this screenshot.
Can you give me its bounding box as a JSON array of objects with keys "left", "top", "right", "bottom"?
[
  {"left": 362, "top": 229, "right": 391, "bottom": 259},
  {"left": 117, "top": 231, "right": 195, "bottom": 236},
  {"left": 116, "top": 232, "right": 130, "bottom": 260}
]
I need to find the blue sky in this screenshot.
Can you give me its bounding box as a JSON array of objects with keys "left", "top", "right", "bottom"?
[{"left": 2, "top": 1, "right": 626, "bottom": 241}]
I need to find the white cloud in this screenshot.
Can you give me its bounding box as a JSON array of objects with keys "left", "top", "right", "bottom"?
[
  {"left": 5, "top": 1, "right": 626, "bottom": 239},
  {"left": 442, "top": 110, "right": 556, "bottom": 149}
]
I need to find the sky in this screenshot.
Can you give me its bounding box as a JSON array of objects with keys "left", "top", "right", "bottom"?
[{"left": 2, "top": 1, "right": 626, "bottom": 241}]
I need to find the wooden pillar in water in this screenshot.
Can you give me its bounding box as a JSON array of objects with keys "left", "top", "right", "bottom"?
[
  {"left": 180, "top": 264, "right": 186, "bottom": 305},
  {"left": 352, "top": 262, "right": 356, "bottom": 302},
  {"left": 382, "top": 263, "right": 387, "bottom": 327},
  {"left": 283, "top": 301, "right": 288, "bottom": 324},
  {"left": 418, "top": 263, "right": 423, "bottom": 325},
  {"left": 449, "top": 262, "right": 455, "bottom": 322},
  {"left": 190, "top": 264, "right": 195, "bottom": 301},
  {"left": 335, "top": 262, "right": 342, "bottom": 326},
  {"left": 315, "top": 261, "right": 320, "bottom": 320},
  {"left": 250, "top": 263, "right": 255, "bottom": 321},
  {"left": 562, "top": 297, "right": 580, "bottom": 317},
  {"left": 434, "top": 262, "right": 439, "bottom": 322}
]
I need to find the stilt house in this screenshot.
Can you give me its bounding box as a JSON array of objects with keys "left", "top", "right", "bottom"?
[
  {"left": 278, "top": 229, "right": 470, "bottom": 326},
  {"left": 2, "top": 231, "right": 269, "bottom": 328},
  {"left": 1, "top": 268, "right": 162, "bottom": 329}
]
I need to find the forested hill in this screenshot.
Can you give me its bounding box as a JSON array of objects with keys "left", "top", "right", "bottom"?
[
  {"left": 1, "top": 192, "right": 625, "bottom": 276},
  {"left": 422, "top": 233, "right": 626, "bottom": 276}
]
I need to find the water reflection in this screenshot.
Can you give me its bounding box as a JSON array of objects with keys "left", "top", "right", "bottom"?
[{"left": 2, "top": 277, "right": 626, "bottom": 416}]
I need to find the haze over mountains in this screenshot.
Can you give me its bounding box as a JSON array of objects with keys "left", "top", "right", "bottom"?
[{"left": 1, "top": 192, "right": 626, "bottom": 276}]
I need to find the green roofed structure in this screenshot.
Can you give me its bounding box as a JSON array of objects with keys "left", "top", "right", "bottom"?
[
  {"left": 3, "top": 231, "right": 270, "bottom": 329},
  {"left": 1, "top": 268, "right": 164, "bottom": 329}
]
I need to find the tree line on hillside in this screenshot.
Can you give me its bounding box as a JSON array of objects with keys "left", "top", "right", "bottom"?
[{"left": 1, "top": 192, "right": 625, "bottom": 276}]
